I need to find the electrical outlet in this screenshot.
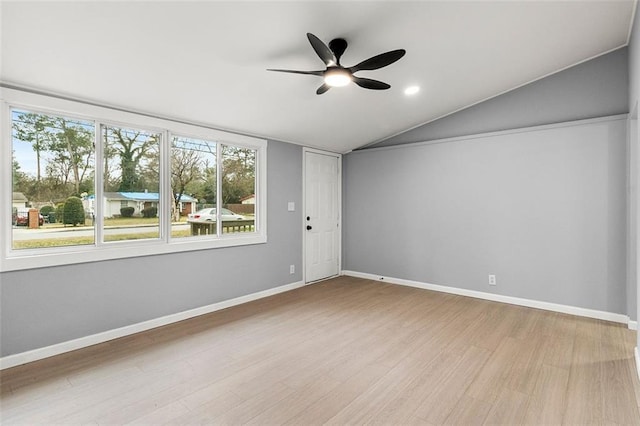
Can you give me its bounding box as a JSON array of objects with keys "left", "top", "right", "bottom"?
[
  {"left": 290, "top": 265, "right": 295, "bottom": 274},
  {"left": 488, "top": 274, "right": 496, "bottom": 286}
]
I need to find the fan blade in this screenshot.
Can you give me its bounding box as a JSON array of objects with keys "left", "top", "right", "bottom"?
[
  {"left": 349, "top": 49, "right": 406, "bottom": 73},
  {"left": 353, "top": 77, "right": 391, "bottom": 90},
  {"left": 307, "top": 33, "right": 337, "bottom": 66},
  {"left": 316, "top": 84, "right": 331, "bottom": 95},
  {"left": 267, "top": 69, "right": 324, "bottom": 76}
]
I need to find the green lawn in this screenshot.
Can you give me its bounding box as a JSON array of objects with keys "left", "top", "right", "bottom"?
[
  {"left": 104, "top": 217, "right": 162, "bottom": 226},
  {"left": 42, "top": 216, "right": 173, "bottom": 229},
  {"left": 13, "top": 216, "right": 253, "bottom": 250},
  {"left": 12, "top": 228, "right": 192, "bottom": 249}
]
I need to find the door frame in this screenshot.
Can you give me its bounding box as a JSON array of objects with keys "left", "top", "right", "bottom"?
[{"left": 302, "top": 147, "right": 342, "bottom": 284}]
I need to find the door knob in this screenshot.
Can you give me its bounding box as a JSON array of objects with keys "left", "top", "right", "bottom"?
[
  {"left": 306, "top": 216, "right": 310, "bottom": 221},
  {"left": 306, "top": 225, "right": 312, "bottom": 230}
]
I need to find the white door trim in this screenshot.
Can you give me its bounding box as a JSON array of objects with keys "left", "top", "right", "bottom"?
[{"left": 302, "top": 147, "right": 342, "bottom": 284}]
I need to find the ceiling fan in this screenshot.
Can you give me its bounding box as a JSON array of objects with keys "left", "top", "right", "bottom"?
[{"left": 268, "top": 33, "right": 406, "bottom": 95}]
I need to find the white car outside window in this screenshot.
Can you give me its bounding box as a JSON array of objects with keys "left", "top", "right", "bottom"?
[{"left": 187, "top": 208, "right": 245, "bottom": 223}]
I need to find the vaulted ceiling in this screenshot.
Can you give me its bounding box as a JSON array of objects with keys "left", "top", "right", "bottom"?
[{"left": 1, "top": 1, "right": 636, "bottom": 153}]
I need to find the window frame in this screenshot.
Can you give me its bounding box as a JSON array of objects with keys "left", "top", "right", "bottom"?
[{"left": 1, "top": 88, "right": 267, "bottom": 272}]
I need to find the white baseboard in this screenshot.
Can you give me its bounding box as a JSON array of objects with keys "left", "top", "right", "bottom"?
[
  {"left": 342, "top": 270, "right": 631, "bottom": 326},
  {"left": 0, "top": 280, "right": 306, "bottom": 370},
  {"left": 630, "top": 321, "right": 638, "bottom": 331}
]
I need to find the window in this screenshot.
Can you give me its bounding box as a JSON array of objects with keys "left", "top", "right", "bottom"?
[
  {"left": 11, "top": 109, "right": 96, "bottom": 249},
  {"left": 221, "top": 145, "right": 256, "bottom": 235},
  {"left": 170, "top": 136, "right": 217, "bottom": 239},
  {"left": 170, "top": 136, "right": 258, "bottom": 239},
  {"left": 1, "top": 88, "right": 267, "bottom": 271},
  {"left": 102, "top": 125, "right": 161, "bottom": 242}
]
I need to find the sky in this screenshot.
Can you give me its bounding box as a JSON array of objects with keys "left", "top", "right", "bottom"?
[
  {"left": 13, "top": 135, "right": 38, "bottom": 177},
  {"left": 12, "top": 109, "right": 95, "bottom": 178},
  {"left": 12, "top": 109, "right": 220, "bottom": 182}
]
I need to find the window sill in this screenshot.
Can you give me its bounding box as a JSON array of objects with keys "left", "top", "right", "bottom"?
[{"left": 0, "top": 234, "right": 267, "bottom": 272}]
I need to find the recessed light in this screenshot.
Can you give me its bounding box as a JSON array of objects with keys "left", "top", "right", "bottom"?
[{"left": 404, "top": 86, "right": 420, "bottom": 96}]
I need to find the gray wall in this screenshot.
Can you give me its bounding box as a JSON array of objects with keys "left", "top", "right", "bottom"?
[
  {"left": 631, "top": 14, "right": 639, "bottom": 113},
  {"left": 629, "top": 12, "right": 639, "bottom": 328},
  {"left": 0, "top": 140, "right": 303, "bottom": 357},
  {"left": 628, "top": 112, "right": 638, "bottom": 324},
  {"left": 343, "top": 117, "right": 628, "bottom": 315},
  {"left": 369, "top": 48, "right": 629, "bottom": 149},
  {"left": 628, "top": 11, "right": 640, "bottom": 346}
]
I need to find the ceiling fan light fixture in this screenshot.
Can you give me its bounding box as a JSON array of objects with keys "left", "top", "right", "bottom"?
[
  {"left": 324, "top": 68, "right": 352, "bottom": 87},
  {"left": 267, "top": 33, "right": 406, "bottom": 94}
]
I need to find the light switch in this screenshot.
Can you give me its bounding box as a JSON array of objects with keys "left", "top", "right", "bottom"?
[{"left": 287, "top": 202, "right": 295, "bottom": 211}]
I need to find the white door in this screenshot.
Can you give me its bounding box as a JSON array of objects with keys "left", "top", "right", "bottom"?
[{"left": 305, "top": 151, "right": 340, "bottom": 282}]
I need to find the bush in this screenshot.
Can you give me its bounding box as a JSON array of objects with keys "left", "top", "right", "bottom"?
[
  {"left": 141, "top": 206, "right": 158, "bottom": 218},
  {"left": 40, "top": 205, "right": 54, "bottom": 215},
  {"left": 55, "top": 203, "right": 65, "bottom": 224},
  {"left": 120, "top": 206, "right": 135, "bottom": 218},
  {"left": 63, "top": 196, "right": 85, "bottom": 226}
]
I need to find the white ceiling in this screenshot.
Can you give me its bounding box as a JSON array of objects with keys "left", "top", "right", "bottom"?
[{"left": 1, "top": 1, "right": 636, "bottom": 153}]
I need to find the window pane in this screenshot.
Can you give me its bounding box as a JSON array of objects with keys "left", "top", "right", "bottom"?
[
  {"left": 171, "top": 136, "right": 216, "bottom": 239},
  {"left": 102, "top": 125, "right": 161, "bottom": 242},
  {"left": 221, "top": 145, "right": 256, "bottom": 235},
  {"left": 11, "top": 109, "right": 95, "bottom": 250}
]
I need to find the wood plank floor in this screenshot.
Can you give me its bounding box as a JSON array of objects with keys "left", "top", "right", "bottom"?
[{"left": 1, "top": 276, "right": 639, "bottom": 425}]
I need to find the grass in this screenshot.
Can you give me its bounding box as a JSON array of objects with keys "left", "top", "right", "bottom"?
[
  {"left": 41, "top": 217, "right": 166, "bottom": 229},
  {"left": 12, "top": 237, "right": 95, "bottom": 249},
  {"left": 106, "top": 228, "right": 192, "bottom": 241},
  {"left": 13, "top": 216, "right": 254, "bottom": 250},
  {"left": 105, "top": 217, "right": 162, "bottom": 226},
  {"left": 12, "top": 228, "right": 205, "bottom": 250},
  {"left": 13, "top": 229, "right": 253, "bottom": 249}
]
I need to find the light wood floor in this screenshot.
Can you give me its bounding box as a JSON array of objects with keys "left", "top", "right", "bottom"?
[{"left": 1, "top": 276, "right": 639, "bottom": 425}]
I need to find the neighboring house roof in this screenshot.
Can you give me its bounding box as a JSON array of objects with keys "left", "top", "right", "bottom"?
[
  {"left": 121, "top": 192, "right": 160, "bottom": 201},
  {"left": 87, "top": 192, "right": 196, "bottom": 202},
  {"left": 240, "top": 194, "right": 255, "bottom": 201},
  {"left": 88, "top": 192, "right": 128, "bottom": 201},
  {"left": 177, "top": 194, "right": 197, "bottom": 202},
  {"left": 120, "top": 192, "right": 197, "bottom": 202},
  {"left": 103, "top": 192, "right": 129, "bottom": 200},
  {"left": 12, "top": 192, "right": 28, "bottom": 202}
]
